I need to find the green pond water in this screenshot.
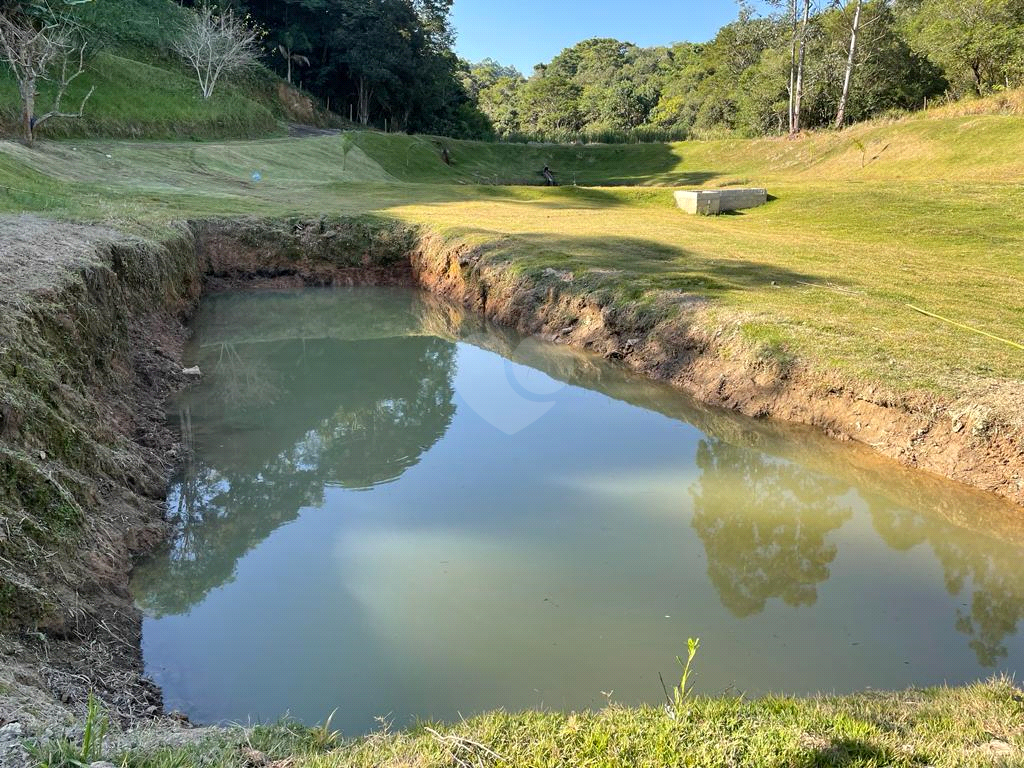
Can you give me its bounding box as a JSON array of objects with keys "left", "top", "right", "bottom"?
[{"left": 133, "top": 287, "right": 1024, "bottom": 734}]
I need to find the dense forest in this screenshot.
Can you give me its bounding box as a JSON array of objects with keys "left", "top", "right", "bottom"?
[
  {"left": 465, "top": 0, "right": 1024, "bottom": 141},
  {"left": 9, "top": 0, "right": 1024, "bottom": 140},
  {"left": 234, "top": 0, "right": 491, "bottom": 136},
  {"left": 212, "top": 0, "right": 1024, "bottom": 141}
]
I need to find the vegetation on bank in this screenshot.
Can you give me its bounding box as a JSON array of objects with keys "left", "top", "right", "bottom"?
[
  {"left": 1, "top": 99, "right": 1022, "bottom": 405},
  {"left": 0, "top": 1, "right": 1022, "bottom": 764},
  {"left": 462, "top": 0, "right": 1024, "bottom": 142},
  {"left": 30, "top": 678, "right": 1024, "bottom": 768},
  {"left": 6, "top": 0, "right": 1024, "bottom": 144},
  {"left": 0, "top": 0, "right": 344, "bottom": 142}
]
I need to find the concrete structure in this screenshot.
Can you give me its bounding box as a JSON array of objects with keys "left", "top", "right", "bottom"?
[{"left": 674, "top": 188, "right": 768, "bottom": 215}]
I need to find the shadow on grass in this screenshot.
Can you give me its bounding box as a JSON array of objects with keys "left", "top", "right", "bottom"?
[
  {"left": 594, "top": 169, "right": 722, "bottom": 187},
  {"left": 797, "top": 739, "right": 900, "bottom": 767},
  {"left": 469, "top": 184, "right": 643, "bottom": 209},
  {"left": 458, "top": 231, "right": 852, "bottom": 295},
  {"left": 439, "top": 135, "right": 708, "bottom": 189}
]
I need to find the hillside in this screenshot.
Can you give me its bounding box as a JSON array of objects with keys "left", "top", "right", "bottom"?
[
  {"left": 1, "top": 102, "right": 1022, "bottom": 402},
  {"left": 0, "top": 0, "right": 340, "bottom": 140},
  {"left": 1, "top": 41, "right": 1024, "bottom": 766}
]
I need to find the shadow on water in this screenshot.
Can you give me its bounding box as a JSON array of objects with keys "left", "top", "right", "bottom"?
[{"left": 133, "top": 287, "right": 1024, "bottom": 670}]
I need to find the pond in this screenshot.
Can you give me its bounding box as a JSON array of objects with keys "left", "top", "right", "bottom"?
[{"left": 132, "top": 287, "right": 1024, "bottom": 734}]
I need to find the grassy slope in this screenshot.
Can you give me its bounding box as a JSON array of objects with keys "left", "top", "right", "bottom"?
[
  {"left": 0, "top": 0, "right": 343, "bottom": 140},
  {"left": 0, "top": 53, "right": 287, "bottom": 140},
  {"left": 4, "top": 89, "right": 1024, "bottom": 768},
  {"left": 2, "top": 106, "right": 1021, "bottom": 404}
]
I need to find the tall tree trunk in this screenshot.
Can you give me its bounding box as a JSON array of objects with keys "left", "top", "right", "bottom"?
[
  {"left": 788, "top": 0, "right": 798, "bottom": 134},
  {"left": 20, "top": 77, "right": 35, "bottom": 145},
  {"left": 286, "top": 51, "right": 292, "bottom": 84},
  {"left": 357, "top": 76, "right": 371, "bottom": 125},
  {"left": 834, "top": 0, "right": 863, "bottom": 129},
  {"left": 793, "top": 0, "right": 811, "bottom": 134}
]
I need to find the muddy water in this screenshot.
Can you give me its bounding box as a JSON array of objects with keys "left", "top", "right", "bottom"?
[{"left": 133, "top": 287, "right": 1024, "bottom": 734}]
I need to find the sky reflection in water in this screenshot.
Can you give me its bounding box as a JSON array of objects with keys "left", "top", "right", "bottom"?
[{"left": 132, "top": 288, "right": 1024, "bottom": 733}]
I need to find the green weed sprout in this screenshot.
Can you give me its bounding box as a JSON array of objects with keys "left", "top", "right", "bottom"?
[
  {"left": 29, "top": 692, "right": 109, "bottom": 768},
  {"left": 673, "top": 637, "right": 701, "bottom": 712}
]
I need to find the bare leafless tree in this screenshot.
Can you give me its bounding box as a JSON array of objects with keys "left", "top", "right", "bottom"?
[
  {"left": 766, "top": 0, "right": 816, "bottom": 134},
  {"left": 174, "top": 5, "right": 262, "bottom": 100},
  {"left": 0, "top": 9, "right": 95, "bottom": 145},
  {"left": 834, "top": 0, "right": 864, "bottom": 129}
]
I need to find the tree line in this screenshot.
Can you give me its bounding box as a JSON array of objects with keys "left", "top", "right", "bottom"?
[
  {"left": 233, "top": 0, "right": 488, "bottom": 136},
  {"left": 466, "top": 0, "right": 1024, "bottom": 142},
  {"left": 0, "top": 0, "right": 492, "bottom": 142},
  {"left": 3, "top": 0, "right": 1024, "bottom": 144}
]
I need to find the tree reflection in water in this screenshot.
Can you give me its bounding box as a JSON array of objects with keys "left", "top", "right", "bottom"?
[
  {"left": 132, "top": 334, "right": 456, "bottom": 618},
  {"left": 689, "top": 431, "right": 1024, "bottom": 667},
  {"left": 132, "top": 289, "right": 1024, "bottom": 675},
  {"left": 689, "top": 437, "right": 854, "bottom": 617},
  {"left": 869, "top": 497, "right": 1024, "bottom": 667}
]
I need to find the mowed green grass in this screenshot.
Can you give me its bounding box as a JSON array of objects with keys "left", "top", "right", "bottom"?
[
  {"left": 1, "top": 105, "right": 1022, "bottom": 405},
  {"left": 51, "top": 679, "right": 1023, "bottom": 768},
  {"left": 0, "top": 51, "right": 284, "bottom": 140}
]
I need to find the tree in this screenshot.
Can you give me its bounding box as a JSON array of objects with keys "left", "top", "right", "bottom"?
[
  {"left": 517, "top": 69, "right": 583, "bottom": 136},
  {"left": 834, "top": 0, "right": 865, "bottom": 126},
  {"left": 174, "top": 4, "right": 262, "bottom": 100},
  {"left": 476, "top": 72, "right": 524, "bottom": 134},
  {"left": 793, "top": 0, "right": 816, "bottom": 132},
  {"left": 900, "top": 0, "right": 1024, "bottom": 95},
  {"left": 0, "top": 4, "right": 94, "bottom": 145},
  {"left": 763, "top": 0, "right": 817, "bottom": 132},
  {"left": 276, "top": 25, "right": 310, "bottom": 85}
]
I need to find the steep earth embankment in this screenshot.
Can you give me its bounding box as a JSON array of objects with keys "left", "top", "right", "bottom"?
[
  {"left": 0, "top": 214, "right": 1021, "bottom": 761},
  {"left": 406, "top": 230, "right": 1024, "bottom": 508},
  {"left": 0, "top": 216, "right": 414, "bottom": 760}
]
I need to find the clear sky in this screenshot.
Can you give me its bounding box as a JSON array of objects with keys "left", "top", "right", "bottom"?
[{"left": 450, "top": 0, "right": 746, "bottom": 74}]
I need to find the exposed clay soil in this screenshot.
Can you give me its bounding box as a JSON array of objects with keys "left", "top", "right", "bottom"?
[
  {"left": 409, "top": 231, "right": 1024, "bottom": 508},
  {"left": 0, "top": 215, "right": 1021, "bottom": 764}
]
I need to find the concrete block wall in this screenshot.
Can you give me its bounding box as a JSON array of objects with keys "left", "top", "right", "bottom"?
[{"left": 675, "top": 188, "right": 768, "bottom": 215}]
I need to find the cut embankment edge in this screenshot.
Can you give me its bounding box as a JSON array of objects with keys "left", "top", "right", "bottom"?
[{"left": 0, "top": 213, "right": 1021, "bottom": 748}]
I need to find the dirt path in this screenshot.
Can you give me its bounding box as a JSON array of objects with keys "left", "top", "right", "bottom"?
[{"left": 287, "top": 123, "right": 342, "bottom": 138}]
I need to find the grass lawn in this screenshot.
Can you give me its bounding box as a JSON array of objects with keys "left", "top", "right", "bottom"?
[
  {"left": 1, "top": 105, "right": 1022, "bottom": 408},
  {"left": 5, "top": 98, "right": 1024, "bottom": 768},
  {"left": 35, "top": 679, "right": 1023, "bottom": 768}
]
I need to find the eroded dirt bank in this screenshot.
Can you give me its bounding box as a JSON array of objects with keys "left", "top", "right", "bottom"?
[
  {"left": 407, "top": 230, "right": 1024, "bottom": 508},
  {"left": 0, "top": 216, "right": 427, "bottom": 763},
  {"left": 1, "top": 214, "right": 1022, "bottom": 761}
]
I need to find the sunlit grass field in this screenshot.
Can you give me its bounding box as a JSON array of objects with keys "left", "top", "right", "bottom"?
[
  {"left": 1, "top": 104, "right": 1022, "bottom": 406},
  {"left": 5, "top": 100, "right": 1024, "bottom": 768}
]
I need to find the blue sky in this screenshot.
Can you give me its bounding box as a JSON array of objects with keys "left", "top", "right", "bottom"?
[{"left": 450, "top": 0, "right": 746, "bottom": 74}]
